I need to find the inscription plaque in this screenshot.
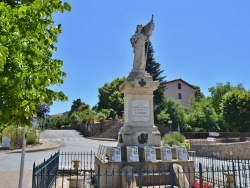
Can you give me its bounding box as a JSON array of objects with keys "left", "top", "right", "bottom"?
[{"left": 132, "top": 100, "right": 149, "bottom": 122}]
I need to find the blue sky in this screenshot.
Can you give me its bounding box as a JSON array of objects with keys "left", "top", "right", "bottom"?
[{"left": 50, "top": 0, "right": 250, "bottom": 115}]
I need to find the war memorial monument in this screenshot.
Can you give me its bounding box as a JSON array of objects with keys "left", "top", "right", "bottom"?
[{"left": 95, "top": 16, "right": 194, "bottom": 188}]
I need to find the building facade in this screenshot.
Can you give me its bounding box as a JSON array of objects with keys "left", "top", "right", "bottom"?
[{"left": 163, "top": 78, "right": 195, "bottom": 107}]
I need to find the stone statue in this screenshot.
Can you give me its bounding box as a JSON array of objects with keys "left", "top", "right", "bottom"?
[{"left": 130, "top": 15, "right": 155, "bottom": 71}]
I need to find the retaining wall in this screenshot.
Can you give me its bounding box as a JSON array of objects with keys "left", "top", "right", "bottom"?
[{"left": 190, "top": 140, "right": 250, "bottom": 159}]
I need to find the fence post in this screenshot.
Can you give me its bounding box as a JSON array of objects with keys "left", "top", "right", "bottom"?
[
  {"left": 199, "top": 163, "right": 203, "bottom": 188},
  {"left": 237, "top": 157, "right": 242, "bottom": 187},
  {"left": 138, "top": 165, "right": 142, "bottom": 188},
  {"left": 46, "top": 168, "right": 50, "bottom": 188},
  {"left": 170, "top": 165, "right": 174, "bottom": 188},
  {"left": 212, "top": 164, "right": 215, "bottom": 186},
  {"left": 97, "top": 165, "right": 100, "bottom": 188},
  {"left": 232, "top": 161, "right": 237, "bottom": 188},
  {"left": 32, "top": 162, "right": 36, "bottom": 188}
]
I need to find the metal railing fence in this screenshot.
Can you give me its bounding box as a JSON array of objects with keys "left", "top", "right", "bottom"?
[
  {"left": 32, "top": 151, "right": 250, "bottom": 188},
  {"left": 32, "top": 151, "right": 59, "bottom": 188},
  {"left": 59, "top": 151, "right": 95, "bottom": 170},
  {"left": 55, "top": 163, "right": 250, "bottom": 188}
]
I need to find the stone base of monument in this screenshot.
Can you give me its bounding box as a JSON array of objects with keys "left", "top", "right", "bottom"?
[
  {"left": 94, "top": 147, "right": 194, "bottom": 188},
  {"left": 118, "top": 125, "right": 162, "bottom": 147}
]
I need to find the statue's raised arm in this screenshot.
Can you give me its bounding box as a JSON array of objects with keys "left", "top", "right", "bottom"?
[{"left": 130, "top": 15, "right": 155, "bottom": 71}]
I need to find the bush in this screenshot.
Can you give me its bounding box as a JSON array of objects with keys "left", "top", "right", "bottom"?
[
  {"left": 26, "top": 136, "right": 36, "bottom": 145},
  {"left": 162, "top": 132, "right": 190, "bottom": 150},
  {"left": 2, "top": 126, "right": 36, "bottom": 148},
  {"left": 95, "top": 112, "right": 106, "bottom": 122}
]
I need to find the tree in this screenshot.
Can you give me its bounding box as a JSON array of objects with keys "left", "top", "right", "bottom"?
[
  {"left": 97, "top": 77, "right": 125, "bottom": 116},
  {"left": 145, "top": 41, "right": 166, "bottom": 106},
  {"left": 0, "top": 1, "right": 71, "bottom": 125},
  {"left": 1, "top": 0, "right": 35, "bottom": 8},
  {"left": 36, "top": 103, "right": 50, "bottom": 128},
  {"left": 208, "top": 82, "right": 244, "bottom": 114},
  {"left": 36, "top": 103, "right": 50, "bottom": 119},
  {"left": 69, "top": 99, "right": 89, "bottom": 116},
  {"left": 184, "top": 98, "right": 219, "bottom": 132},
  {"left": 221, "top": 89, "right": 250, "bottom": 132},
  {"left": 156, "top": 97, "right": 185, "bottom": 131},
  {"left": 193, "top": 85, "right": 205, "bottom": 102}
]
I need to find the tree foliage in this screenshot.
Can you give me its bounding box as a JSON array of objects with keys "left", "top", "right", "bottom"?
[
  {"left": 1, "top": 0, "right": 35, "bottom": 8},
  {"left": 208, "top": 82, "right": 244, "bottom": 114},
  {"left": 145, "top": 41, "right": 166, "bottom": 106},
  {"left": 36, "top": 103, "right": 50, "bottom": 119},
  {"left": 193, "top": 85, "right": 205, "bottom": 102},
  {"left": 221, "top": 89, "right": 250, "bottom": 132},
  {"left": 97, "top": 77, "right": 125, "bottom": 116},
  {"left": 184, "top": 98, "right": 219, "bottom": 132},
  {"left": 69, "top": 98, "right": 89, "bottom": 116},
  {"left": 156, "top": 97, "right": 185, "bottom": 131},
  {"left": 0, "top": 0, "right": 71, "bottom": 125}
]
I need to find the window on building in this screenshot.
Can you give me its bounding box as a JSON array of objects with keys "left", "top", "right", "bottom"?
[
  {"left": 178, "top": 93, "right": 182, "bottom": 99},
  {"left": 178, "top": 83, "right": 181, "bottom": 89}
]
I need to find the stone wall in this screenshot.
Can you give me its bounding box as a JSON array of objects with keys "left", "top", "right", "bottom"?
[
  {"left": 72, "top": 119, "right": 119, "bottom": 139},
  {"left": 190, "top": 140, "right": 250, "bottom": 159}
]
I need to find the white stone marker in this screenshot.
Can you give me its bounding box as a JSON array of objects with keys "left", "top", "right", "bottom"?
[{"left": 2, "top": 136, "right": 10, "bottom": 148}]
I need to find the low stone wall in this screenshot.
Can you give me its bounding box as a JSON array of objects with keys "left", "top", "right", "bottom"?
[
  {"left": 190, "top": 140, "right": 250, "bottom": 159},
  {"left": 72, "top": 119, "right": 119, "bottom": 138}
]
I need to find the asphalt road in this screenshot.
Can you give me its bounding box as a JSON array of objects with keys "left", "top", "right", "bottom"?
[
  {"left": 0, "top": 130, "right": 117, "bottom": 170},
  {"left": 0, "top": 129, "right": 117, "bottom": 187}
]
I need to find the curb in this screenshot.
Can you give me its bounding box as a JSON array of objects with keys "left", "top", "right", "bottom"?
[
  {"left": 87, "top": 137, "right": 117, "bottom": 141},
  {"left": 4, "top": 141, "right": 60, "bottom": 154}
]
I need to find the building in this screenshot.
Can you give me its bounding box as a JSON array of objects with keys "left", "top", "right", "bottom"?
[{"left": 163, "top": 78, "right": 195, "bottom": 107}]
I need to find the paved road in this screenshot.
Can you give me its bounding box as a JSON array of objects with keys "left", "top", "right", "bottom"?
[
  {"left": 41, "top": 130, "right": 117, "bottom": 153},
  {"left": 0, "top": 129, "right": 117, "bottom": 188}
]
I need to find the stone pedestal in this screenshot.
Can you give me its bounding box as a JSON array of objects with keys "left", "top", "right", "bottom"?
[
  {"left": 95, "top": 155, "right": 194, "bottom": 188},
  {"left": 118, "top": 70, "right": 161, "bottom": 147}
]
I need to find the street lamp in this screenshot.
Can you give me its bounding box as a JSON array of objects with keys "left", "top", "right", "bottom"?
[
  {"left": 168, "top": 120, "right": 172, "bottom": 132},
  {"left": 206, "top": 105, "right": 210, "bottom": 132}
]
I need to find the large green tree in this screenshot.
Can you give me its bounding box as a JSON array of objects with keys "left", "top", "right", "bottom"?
[
  {"left": 0, "top": 0, "right": 71, "bottom": 125},
  {"left": 221, "top": 89, "right": 250, "bottom": 132},
  {"left": 156, "top": 97, "right": 185, "bottom": 131},
  {"left": 145, "top": 41, "right": 166, "bottom": 106},
  {"left": 97, "top": 77, "right": 125, "bottom": 116},
  {"left": 208, "top": 82, "right": 244, "bottom": 114},
  {"left": 184, "top": 98, "right": 219, "bottom": 132}
]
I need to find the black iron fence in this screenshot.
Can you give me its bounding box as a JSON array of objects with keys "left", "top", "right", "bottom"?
[
  {"left": 33, "top": 151, "right": 250, "bottom": 188},
  {"left": 56, "top": 162, "right": 250, "bottom": 188},
  {"left": 189, "top": 152, "right": 250, "bottom": 168},
  {"left": 32, "top": 151, "right": 59, "bottom": 188},
  {"left": 59, "top": 151, "right": 95, "bottom": 170}
]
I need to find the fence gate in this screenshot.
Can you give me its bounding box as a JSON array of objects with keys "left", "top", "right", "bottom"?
[{"left": 32, "top": 151, "right": 59, "bottom": 188}]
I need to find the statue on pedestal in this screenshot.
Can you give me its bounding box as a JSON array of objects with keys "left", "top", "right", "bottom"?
[{"left": 130, "top": 15, "right": 155, "bottom": 71}]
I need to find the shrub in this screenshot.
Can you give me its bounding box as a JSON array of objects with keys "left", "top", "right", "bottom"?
[
  {"left": 95, "top": 112, "right": 106, "bottom": 122},
  {"left": 182, "top": 142, "right": 191, "bottom": 151},
  {"left": 26, "top": 136, "right": 36, "bottom": 145},
  {"left": 162, "top": 132, "right": 191, "bottom": 150},
  {"left": 2, "top": 126, "right": 36, "bottom": 148}
]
